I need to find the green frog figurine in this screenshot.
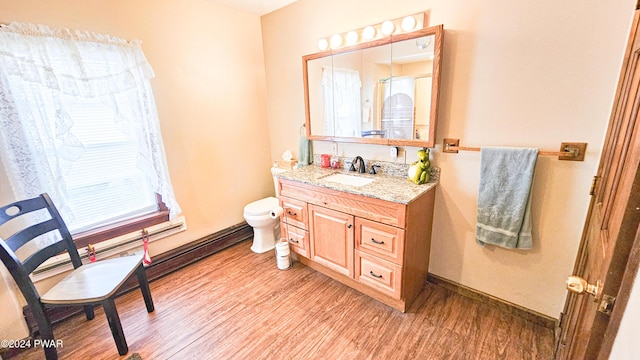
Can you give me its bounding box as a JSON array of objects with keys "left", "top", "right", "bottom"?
[{"left": 407, "top": 148, "right": 431, "bottom": 185}]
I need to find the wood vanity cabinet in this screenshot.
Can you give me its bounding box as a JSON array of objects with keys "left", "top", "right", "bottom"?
[{"left": 278, "top": 178, "right": 436, "bottom": 312}]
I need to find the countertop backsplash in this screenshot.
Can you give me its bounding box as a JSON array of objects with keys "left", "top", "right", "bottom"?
[{"left": 311, "top": 154, "right": 440, "bottom": 183}]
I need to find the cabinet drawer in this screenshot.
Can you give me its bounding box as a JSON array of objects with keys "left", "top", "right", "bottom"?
[
  {"left": 281, "top": 223, "right": 309, "bottom": 258},
  {"left": 355, "top": 218, "right": 405, "bottom": 265},
  {"left": 279, "top": 196, "right": 308, "bottom": 229},
  {"left": 355, "top": 250, "right": 402, "bottom": 299}
]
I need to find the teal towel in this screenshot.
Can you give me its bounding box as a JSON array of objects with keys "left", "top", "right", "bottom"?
[
  {"left": 476, "top": 147, "right": 538, "bottom": 249},
  {"left": 298, "top": 136, "right": 312, "bottom": 167}
]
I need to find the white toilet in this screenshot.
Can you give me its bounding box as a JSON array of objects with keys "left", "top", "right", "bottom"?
[{"left": 243, "top": 167, "right": 288, "bottom": 253}]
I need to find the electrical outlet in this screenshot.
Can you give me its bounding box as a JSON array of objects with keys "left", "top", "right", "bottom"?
[
  {"left": 390, "top": 146, "right": 398, "bottom": 158},
  {"left": 331, "top": 142, "right": 338, "bottom": 155}
]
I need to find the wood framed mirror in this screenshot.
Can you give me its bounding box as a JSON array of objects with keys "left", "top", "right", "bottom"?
[{"left": 303, "top": 24, "right": 443, "bottom": 148}]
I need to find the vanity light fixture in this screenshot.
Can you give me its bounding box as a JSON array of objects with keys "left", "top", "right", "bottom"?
[
  {"left": 330, "top": 34, "right": 342, "bottom": 48},
  {"left": 381, "top": 20, "right": 395, "bottom": 35},
  {"left": 315, "top": 12, "right": 426, "bottom": 50},
  {"left": 362, "top": 26, "right": 376, "bottom": 40},
  {"left": 318, "top": 38, "right": 329, "bottom": 51},
  {"left": 345, "top": 31, "right": 359, "bottom": 45},
  {"left": 401, "top": 16, "right": 417, "bottom": 31}
]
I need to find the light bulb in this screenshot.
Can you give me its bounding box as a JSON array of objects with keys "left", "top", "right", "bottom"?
[
  {"left": 317, "top": 38, "right": 329, "bottom": 51},
  {"left": 330, "top": 34, "right": 342, "bottom": 48},
  {"left": 381, "top": 20, "right": 395, "bottom": 35},
  {"left": 362, "top": 26, "right": 376, "bottom": 40},
  {"left": 346, "top": 31, "right": 358, "bottom": 45},
  {"left": 416, "top": 37, "right": 430, "bottom": 50},
  {"left": 401, "top": 16, "right": 416, "bottom": 32}
]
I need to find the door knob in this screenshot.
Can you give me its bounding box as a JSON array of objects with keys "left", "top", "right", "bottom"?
[{"left": 566, "top": 276, "right": 600, "bottom": 298}]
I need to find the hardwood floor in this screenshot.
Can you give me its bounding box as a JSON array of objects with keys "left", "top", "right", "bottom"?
[{"left": 9, "top": 240, "right": 554, "bottom": 360}]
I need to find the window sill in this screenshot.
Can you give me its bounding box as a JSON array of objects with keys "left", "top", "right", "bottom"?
[{"left": 73, "top": 210, "right": 169, "bottom": 249}]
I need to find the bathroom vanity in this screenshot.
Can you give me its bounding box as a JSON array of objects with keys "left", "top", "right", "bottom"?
[
  {"left": 276, "top": 166, "right": 436, "bottom": 312},
  {"left": 287, "top": 14, "right": 442, "bottom": 312}
]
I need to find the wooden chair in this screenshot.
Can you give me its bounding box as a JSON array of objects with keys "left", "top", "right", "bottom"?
[{"left": 0, "top": 193, "right": 154, "bottom": 359}]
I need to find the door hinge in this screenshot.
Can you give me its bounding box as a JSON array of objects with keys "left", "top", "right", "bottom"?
[
  {"left": 597, "top": 294, "right": 616, "bottom": 315},
  {"left": 589, "top": 176, "right": 599, "bottom": 196},
  {"left": 558, "top": 311, "right": 564, "bottom": 329}
]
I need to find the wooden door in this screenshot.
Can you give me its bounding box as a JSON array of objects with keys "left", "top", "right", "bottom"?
[
  {"left": 557, "top": 7, "right": 640, "bottom": 359},
  {"left": 309, "top": 204, "right": 354, "bottom": 277}
]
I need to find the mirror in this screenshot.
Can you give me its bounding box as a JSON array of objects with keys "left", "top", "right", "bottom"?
[{"left": 303, "top": 25, "right": 443, "bottom": 148}]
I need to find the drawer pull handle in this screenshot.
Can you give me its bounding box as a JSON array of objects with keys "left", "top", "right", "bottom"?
[
  {"left": 287, "top": 210, "right": 298, "bottom": 216},
  {"left": 369, "top": 271, "right": 383, "bottom": 279},
  {"left": 370, "top": 238, "right": 385, "bottom": 245},
  {"left": 288, "top": 238, "right": 299, "bottom": 244}
]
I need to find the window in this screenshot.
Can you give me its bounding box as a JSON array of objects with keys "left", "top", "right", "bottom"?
[
  {"left": 62, "top": 98, "right": 158, "bottom": 234},
  {"left": 0, "top": 22, "right": 180, "bottom": 248}
]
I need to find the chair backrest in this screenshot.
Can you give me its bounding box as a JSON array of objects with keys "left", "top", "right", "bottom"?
[{"left": 0, "top": 194, "right": 82, "bottom": 298}]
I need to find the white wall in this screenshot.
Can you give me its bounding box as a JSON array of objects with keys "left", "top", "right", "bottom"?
[{"left": 262, "top": 0, "right": 637, "bottom": 317}]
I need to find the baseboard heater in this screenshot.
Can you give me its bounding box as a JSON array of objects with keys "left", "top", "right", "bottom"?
[{"left": 31, "top": 216, "right": 187, "bottom": 282}]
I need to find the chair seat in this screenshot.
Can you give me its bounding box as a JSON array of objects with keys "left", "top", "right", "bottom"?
[{"left": 41, "top": 254, "right": 143, "bottom": 305}]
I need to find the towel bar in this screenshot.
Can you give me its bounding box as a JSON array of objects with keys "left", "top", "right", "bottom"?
[{"left": 442, "top": 139, "right": 587, "bottom": 161}]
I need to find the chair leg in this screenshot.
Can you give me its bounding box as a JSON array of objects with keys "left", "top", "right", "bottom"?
[
  {"left": 43, "top": 345, "right": 58, "bottom": 360},
  {"left": 31, "top": 302, "right": 58, "bottom": 360},
  {"left": 84, "top": 305, "right": 95, "bottom": 320},
  {"left": 102, "top": 298, "right": 128, "bottom": 356},
  {"left": 136, "top": 264, "right": 155, "bottom": 313}
]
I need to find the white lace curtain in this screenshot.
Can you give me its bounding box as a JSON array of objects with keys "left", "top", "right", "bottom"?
[
  {"left": 322, "top": 67, "right": 362, "bottom": 137},
  {"left": 0, "top": 22, "right": 180, "bottom": 235}
]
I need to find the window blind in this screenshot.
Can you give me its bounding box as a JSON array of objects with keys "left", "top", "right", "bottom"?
[{"left": 64, "top": 98, "right": 157, "bottom": 233}]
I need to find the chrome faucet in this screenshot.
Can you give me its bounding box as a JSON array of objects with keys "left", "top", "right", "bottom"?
[{"left": 350, "top": 156, "right": 366, "bottom": 173}]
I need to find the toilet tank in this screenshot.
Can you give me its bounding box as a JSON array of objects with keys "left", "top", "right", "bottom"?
[{"left": 271, "top": 167, "right": 288, "bottom": 197}]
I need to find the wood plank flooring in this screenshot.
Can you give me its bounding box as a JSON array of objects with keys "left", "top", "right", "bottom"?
[{"left": 10, "top": 240, "right": 554, "bottom": 360}]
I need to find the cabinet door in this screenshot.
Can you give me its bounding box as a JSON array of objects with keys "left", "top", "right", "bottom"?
[{"left": 309, "top": 204, "right": 354, "bottom": 277}]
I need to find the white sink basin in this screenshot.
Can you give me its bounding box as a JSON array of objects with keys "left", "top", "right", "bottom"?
[{"left": 321, "top": 173, "right": 374, "bottom": 187}]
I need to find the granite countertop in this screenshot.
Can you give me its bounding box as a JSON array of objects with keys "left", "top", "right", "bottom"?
[{"left": 275, "top": 165, "right": 438, "bottom": 205}]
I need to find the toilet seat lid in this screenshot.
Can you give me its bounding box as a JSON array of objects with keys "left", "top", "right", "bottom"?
[{"left": 244, "top": 196, "right": 278, "bottom": 216}]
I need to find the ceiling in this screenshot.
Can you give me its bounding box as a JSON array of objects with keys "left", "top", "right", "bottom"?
[{"left": 207, "top": 0, "right": 298, "bottom": 15}]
